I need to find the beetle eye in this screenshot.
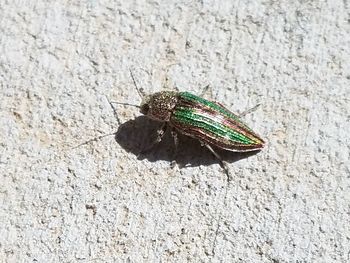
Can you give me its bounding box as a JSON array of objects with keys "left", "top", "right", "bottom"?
[{"left": 140, "top": 103, "right": 150, "bottom": 115}]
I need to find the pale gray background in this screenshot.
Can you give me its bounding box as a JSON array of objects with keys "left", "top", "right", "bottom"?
[{"left": 1, "top": 1, "right": 349, "bottom": 262}]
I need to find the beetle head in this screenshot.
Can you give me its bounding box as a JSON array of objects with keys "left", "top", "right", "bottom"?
[{"left": 140, "top": 91, "right": 178, "bottom": 121}]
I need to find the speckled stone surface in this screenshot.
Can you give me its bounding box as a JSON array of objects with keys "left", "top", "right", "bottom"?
[{"left": 0, "top": 1, "right": 349, "bottom": 262}]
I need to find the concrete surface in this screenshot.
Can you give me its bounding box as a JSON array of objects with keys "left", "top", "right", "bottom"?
[{"left": 0, "top": 0, "right": 349, "bottom": 262}]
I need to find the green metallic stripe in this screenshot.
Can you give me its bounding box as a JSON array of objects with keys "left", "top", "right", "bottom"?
[
  {"left": 179, "top": 92, "right": 248, "bottom": 126},
  {"left": 173, "top": 107, "right": 256, "bottom": 145}
]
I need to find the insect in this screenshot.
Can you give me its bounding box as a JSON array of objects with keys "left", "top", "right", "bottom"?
[{"left": 129, "top": 71, "right": 265, "bottom": 178}]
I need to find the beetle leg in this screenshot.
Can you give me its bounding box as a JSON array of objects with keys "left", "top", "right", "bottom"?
[
  {"left": 201, "top": 86, "right": 258, "bottom": 118},
  {"left": 238, "top": 104, "right": 261, "bottom": 117},
  {"left": 170, "top": 128, "right": 179, "bottom": 168},
  {"left": 216, "top": 101, "right": 260, "bottom": 118},
  {"left": 215, "top": 101, "right": 241, "bottom": 116},
  {"left": 203, "top": 142, "right": 231, "bottom": 181},
  {"left": 139, "top": 122, "right": 167, "bottom": 154},
  {"left": 171, "top": 128, "right": 179, "bottom": 153},
  {"left": 200, "top": 84, "right": 211, "bottom": 97}
]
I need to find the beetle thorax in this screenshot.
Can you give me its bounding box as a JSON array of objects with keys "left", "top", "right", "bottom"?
[{"left": 140, "top": 91, "right": 178, "bottom": 121}]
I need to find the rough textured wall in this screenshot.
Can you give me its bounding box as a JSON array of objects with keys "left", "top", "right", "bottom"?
[{"left": 0, "top": 0, "right": 349, "bottom": 262}]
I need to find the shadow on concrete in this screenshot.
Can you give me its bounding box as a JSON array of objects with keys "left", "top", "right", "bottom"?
[{"left": 115, "top": 116, "right": 261, "bottom": 168}]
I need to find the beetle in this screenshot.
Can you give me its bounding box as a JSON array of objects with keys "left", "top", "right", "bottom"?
[{"left": 129, "top": 71, "right": 265, "bottom": 178}]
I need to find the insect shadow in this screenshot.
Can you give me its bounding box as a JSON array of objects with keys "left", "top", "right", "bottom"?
[{"left": 115, "top": 116, "right": 259, "bottom": 168}]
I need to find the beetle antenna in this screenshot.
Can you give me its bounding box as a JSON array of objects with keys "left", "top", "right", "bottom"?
[
  {"left": 129, "top": 69, "right": 145, "bottom": 98},
  {"left": 109, "top": 101, "right": 140, "bottom": 108}
]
